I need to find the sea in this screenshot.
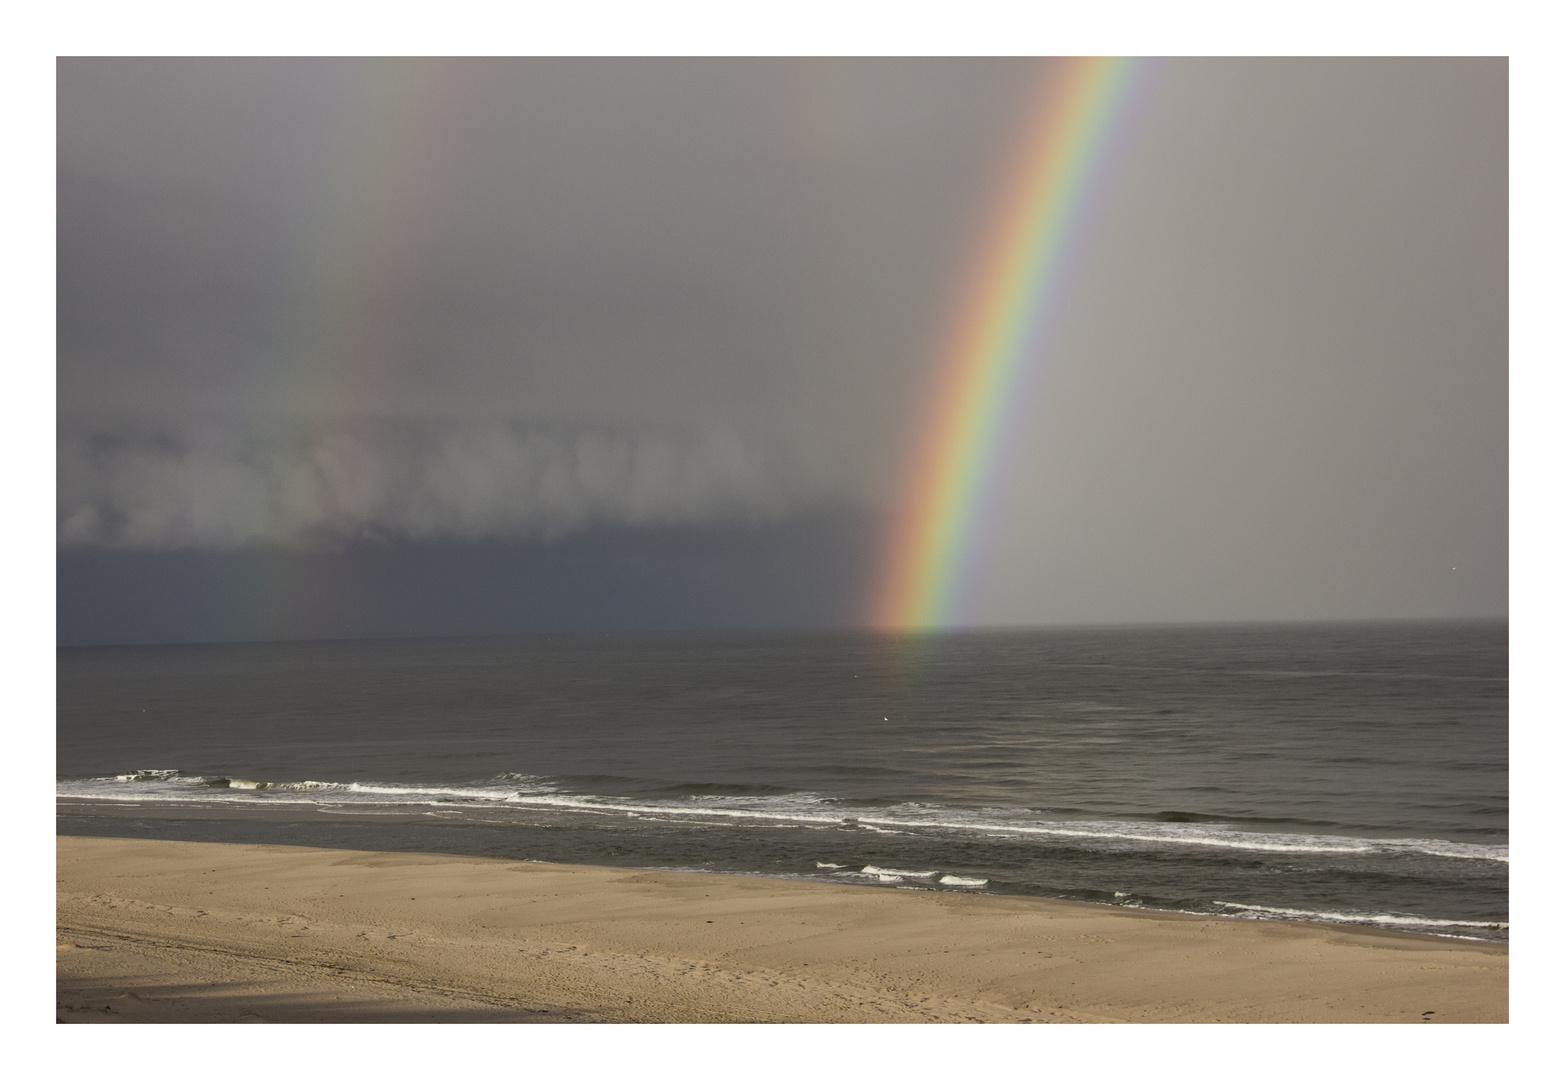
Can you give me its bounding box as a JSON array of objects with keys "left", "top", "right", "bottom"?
[{"left": 56, "top": 620, "right": 1508, "bottom": 942}]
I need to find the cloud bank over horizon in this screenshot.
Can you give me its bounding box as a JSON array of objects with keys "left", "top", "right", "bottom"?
[{"left": 59, "top": 417, "right": 849, "bottom": 550}]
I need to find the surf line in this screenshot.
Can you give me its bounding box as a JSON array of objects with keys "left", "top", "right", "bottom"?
[{"left": 869, "top": 58, "right": 1145, "bottom": 631}]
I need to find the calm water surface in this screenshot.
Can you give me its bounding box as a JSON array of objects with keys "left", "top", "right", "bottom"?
[{"left": 57, "top": 621, "right": 1508, "bottom": 940}]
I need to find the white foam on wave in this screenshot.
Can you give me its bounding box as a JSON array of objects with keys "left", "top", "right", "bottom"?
[
  {"left": 861, "top": 865, "right": 939, "bottom": 879},
  {"left": 843, "top": 812, "right": 1509, "bottom": 863},
  {"left": 939, "top": 875, "right": 988, "bottom": 887},
  {"left": 60, "top": 772, "right": 214, "bottom": 801},
  {"left": 57, "top": 773, "right": 524, "bottom": 808},
  {"left": 507, "top": 790, "right": 1507, "bottom": 864},
  {"left": 501, "top": 791, "right": 836, "bottom": 826},
  {"left": 112, "top": 769, "right": 182, "bottom": 782},
  {"left": 221, "top": 778, "right": 341, "bottom": 791},
  {"left": 1211, "top": 900, "right": 1508, "bottom": 932},
  {"left": 55, "top": 774, "right": 1508, "bottom": 866},
  {"left": 491, "top": 773, "right": 560, "bottom": 792},
  {"left": 345, "top": 781, "right": 528, "bottom": 802}
]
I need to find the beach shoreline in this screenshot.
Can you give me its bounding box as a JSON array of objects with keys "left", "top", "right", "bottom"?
[{"left": 56, "top": 835, "right": 1507, "bottom": 1023}]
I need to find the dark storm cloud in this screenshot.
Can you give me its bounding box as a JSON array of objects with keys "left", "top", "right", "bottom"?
[
  {"left": 58, "top": 58, "right": 1507, "bottom": 628},
  {"left": 58, "top": 57, "right": 1035, "bottom": 550},
  {"left": 58, "top": 418, "right": 837, "bottom": 549}
]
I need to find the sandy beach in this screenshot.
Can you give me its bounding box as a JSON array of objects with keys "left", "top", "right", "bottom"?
[{"left": 55, "top": 835, "right": 1506, "bottom": 1023}]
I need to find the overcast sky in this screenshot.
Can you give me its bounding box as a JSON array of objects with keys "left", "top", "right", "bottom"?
[{"left": 56, "top": 57, "right": 1507, "bottom": 643}]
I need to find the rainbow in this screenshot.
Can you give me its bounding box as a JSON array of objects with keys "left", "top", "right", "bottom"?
[
  {"left": 869, "top": 58, "right": 1144, "bottom": 631},
  {"left": 256, "top": 60, "right": 460, "bottom": 640}
]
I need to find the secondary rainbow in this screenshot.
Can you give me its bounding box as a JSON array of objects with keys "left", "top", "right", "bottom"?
[
  {"left": 253, "top": 60, "right": 458, "bottom": 641},
  {"left": 869, "top": 57, "right": 1143, "bottom": 631}
]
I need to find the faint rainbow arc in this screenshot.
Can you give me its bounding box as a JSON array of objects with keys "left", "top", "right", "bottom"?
[
  {"left": 870, "top": 57, "right": 1143, "bottom": 631},
  {"left": 250, "top": 60, "right": 458, "bottom": 641}
]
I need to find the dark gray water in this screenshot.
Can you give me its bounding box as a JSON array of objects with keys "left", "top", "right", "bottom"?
[{"left": 56, "top": 621, "right": 1508, "bottom": 940}]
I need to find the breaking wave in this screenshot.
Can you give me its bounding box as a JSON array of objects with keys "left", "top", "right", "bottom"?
[{"left": 57, "top": 770, "right": 1508, "bottom": 864}]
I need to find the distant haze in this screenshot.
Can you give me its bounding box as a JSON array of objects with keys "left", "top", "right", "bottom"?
[{"left": 57, "top": 58, "right": 1506, "bottom": 643}]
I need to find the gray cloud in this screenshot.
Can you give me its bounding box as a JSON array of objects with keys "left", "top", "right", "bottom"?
[
  {"left": 58, "top": 419, "right": 841, "bottom": 549},
  {"left": 57, "top": 58, "right": 1038, "bottom": 553}
]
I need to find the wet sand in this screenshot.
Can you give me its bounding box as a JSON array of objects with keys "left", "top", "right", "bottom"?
[{"left": 56, "top": 836, "right": 1507, "bottom": 1023}]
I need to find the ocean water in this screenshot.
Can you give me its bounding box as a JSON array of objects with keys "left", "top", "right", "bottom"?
[{"left": 56, "top": 621, "right": 1508, "bottom": 941}]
